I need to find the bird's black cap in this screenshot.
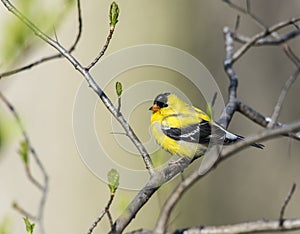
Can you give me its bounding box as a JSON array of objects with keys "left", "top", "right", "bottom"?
[{"left": 153, "top": 93, "right": 170, "bottom": 108}]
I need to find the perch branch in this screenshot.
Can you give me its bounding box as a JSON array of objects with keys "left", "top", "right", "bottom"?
[{"left": 154, "top": 121, "right": 300, "bottom": 234}]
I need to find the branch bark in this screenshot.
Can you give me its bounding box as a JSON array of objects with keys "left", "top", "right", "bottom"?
[{"left": 153, "top": 121, "right": 300, "bottom": 234}]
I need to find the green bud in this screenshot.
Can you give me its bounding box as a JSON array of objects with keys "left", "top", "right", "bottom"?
[
  {"left": 19, "top": 140, "right": 29, "bottom": 164},
  {"left": 115, "top": 81, "right": 122, "bottom": 97},
  {"left": 23, "top": 217, "right": 35, "bottom": 234},
  {"left": 107, "top": 168, "right": 119, "bottom": 194},
  {"left": 110, "top": 2, "right": 119, "bottom": 29}
]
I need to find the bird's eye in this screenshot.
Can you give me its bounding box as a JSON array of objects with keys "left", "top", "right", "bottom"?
[{"left": 155, "top": 101, "right": 168, "bottom": 108}]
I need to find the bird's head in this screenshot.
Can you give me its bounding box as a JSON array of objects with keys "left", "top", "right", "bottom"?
[{"left": 149, "top": 93, "right": 170, "bottom": 113}]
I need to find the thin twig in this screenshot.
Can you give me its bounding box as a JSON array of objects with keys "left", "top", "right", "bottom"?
[
  {"left": 87, "top": 210, "right": 106, "bottom": 234},
  {"left": 282, "top": 44, "right": 300, "bottom": 67},
  {"left": 223, "top": 0, "right": 247, "bottom": 15},
  {"left": 268, "top": 68, "right": 300, "bottom": 128},
  {"left": 69, "top": 0, "right": 82, "bottom": 53},
  {"left": 0, "top": 0, "right": 83, "bottom": 79},
  {"left": 234, "top": 15, "right": 240, "bottom": 32},
  {"left": 0, "top": 0, "right": 155, "bottom": 175},
  {"left": 223, "top": 0, "right": 266, "bottom": 29},
  {"left": 237, "top": 100, "right": 300, "bottom": 141},
  {"left": 31, "top": 146, "right": 49, "bottom": 234},
  {"left": 279, "top": 183, "right": 297, "bottom": 226},
  {"left": 87, "top": 193, "right": 115, "bottom": 234},
  {"left": 0, "top": 92, "right": 48, "bottom": 234},
  {"left": 232, "top": 16, "right": 300, "bottom": 63},
  {"left": 86, "top": 28, "right": 115, "bottom": 71},
  {"left": 233, "top": 31, "right": 300, "bottom": 78},
  {"left": 0, "top": 54, "right": 61, "bottom": 79},
  {"left": 117, "top": 97, "right": 121, "bottom": 114},
  {"left": 233, "top": 29, "right": 300, "bottom": 46},
  {"left": 245, "top": 0, "right": 267, "bottom": 28},
  {"left": 105, "top": 194, "right": 115, "bottom": 230},
  {"left": 12, "top": 202, "right": 36, "bottom": 221},
  {"left": 24, "top": 165, "right": 43, "bottom": 191}
]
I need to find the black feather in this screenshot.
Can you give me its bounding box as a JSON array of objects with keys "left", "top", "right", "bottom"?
[
  {"left": 162, "top": 120, "right": 212, "bottom": 144},
  {"left": 161, "top": 118, "right": 264, "bottom": 149}
]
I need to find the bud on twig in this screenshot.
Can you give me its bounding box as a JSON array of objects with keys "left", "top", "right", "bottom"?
[
  {"left": 110, "top": 2, "right": 119, "bottom": 29},
  {"left": 107, "top": 168, "right": 119, "bottom": 194}
]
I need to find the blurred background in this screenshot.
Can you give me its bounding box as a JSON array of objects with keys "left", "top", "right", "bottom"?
[{"left": 1, "top": 0, "right": 300, "bottom": 233}]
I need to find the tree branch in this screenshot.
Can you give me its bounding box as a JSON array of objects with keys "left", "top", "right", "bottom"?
[
  {"left": 0, "top": 0, "right": 82, "bottom": 79},
  {"left": 0, "top": 92, "right": 48, "bottom": 234},
  {"left": 154, "top": 121, "right": 300, "bottom": 234},
  {"left": 129, "top": 219, "right": 300, "bottom": 234},
  {"left": 87, "top": 193, "right": 115, "bottom": 234},
  {"left": 86, "top": 28, "right": 115, "bottom": 71},
  {"left": 279, "top": 183, "right": 297, "bottom": 226},
  {"left": 112, "top": 157, "right": 195, "bottom": 233},
  {"left": 268, "top": 68, "right": 300, "bottom": 128},
  {"left": 176, "top": 219, "right": 300, "bottom": 234},
  {"left": 0, "top": 0, "right": 155, "bottom": 175}
]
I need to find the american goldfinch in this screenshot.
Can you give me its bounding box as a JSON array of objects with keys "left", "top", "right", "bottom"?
[{"left": 149, "top": 93, "right": 264, "bottom": 158}]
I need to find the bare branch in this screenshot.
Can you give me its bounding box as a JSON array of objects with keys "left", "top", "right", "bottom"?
[
  {"left": 69, "top": 0, "right": 83, "bottom": 53},
  {"left": 282, "top": 44, "right": 300, "bottom": 67},
  {"left": 232, "top": 16, "right": 300, "bottom": 63},
  {"left": 130, "top": 219, "right": 300, "bottom": 234},
  {"left": 236, "top": 101, "right": 300, "bottom": 140},
  {"left": 279, "top": 183, "right": 297, "bottom": 226},
  {"left": 232, "top": 29, "right": 300, "bottom": 46},
  {"left": 245, "top": 0, "right": 267, "bottom": 28},
  {"left": 218, "top": 27, "right": 238, "bottom": 129},
  {"left": 0, "top": 54, "right": 61, "bottom": 79},
  {"left": 0, "top": 92, "right": 48, "bottom": 234},
  {"left": 86, "top": 28, "right": 115, "bottom": 71},
  {"left": 179, "top": 219, "right": 300, "bottom": 234},
  {"left": 268, "top": 68, "right": 300, "bottom": 128},
  {"left": 154, "top": 121, "right": 300, "bottom": 233},
  {"left": 12, "top": 202, "right": 36, "bottom": 221},
  {"left": 234, "top": 15, "right": 241, "bottom": 32},
  {"left": 106, "top": 195, "right": 115, "bottom": 229},
  {"left": 0, "top": 0, "right": 83, "bottom": 79},
  {"left": 223, "top": 0, "right": 247, "bottom": 15},
  {"left": 24, "top": 165, "right": 43, "bottom": 191},
  {"left": 223, "top": 0, "right": 266, "bottom": 29},
  {"left": 0, "top": 0, "right": 154, "bottom": 175},
  {"left": 87, "top": 193, "right": 115, "bottom": 234},
  {"left": 112, "top": 157, "right": 193, "bottom": 233}
]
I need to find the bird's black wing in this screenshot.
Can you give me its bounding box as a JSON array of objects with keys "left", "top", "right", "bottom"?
[
  {"left": 162, "top": 120, "right": 213, "bottom": 144},
  {"left": 162, "top": 116, "right": 264, "bottom": 148}
]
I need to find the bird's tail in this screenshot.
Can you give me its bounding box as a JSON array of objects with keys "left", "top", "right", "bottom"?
[{"left": 224, "top": 132, "right": 264, "bottom": 149}]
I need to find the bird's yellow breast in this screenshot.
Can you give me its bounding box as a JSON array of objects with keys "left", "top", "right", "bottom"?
[
  {"left": 151, "top": 113, "right": 205, "bottom": 158},
  {"left": 150, "top": 94, "right": 210, "bottom": 158}
]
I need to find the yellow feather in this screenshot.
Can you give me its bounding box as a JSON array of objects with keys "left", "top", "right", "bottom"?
[
  {"left": 150, "top": 93, "right": 264, "bottom": 158},
  {"left": 150, "top": 94, "right": 210, "bottom": 158}
]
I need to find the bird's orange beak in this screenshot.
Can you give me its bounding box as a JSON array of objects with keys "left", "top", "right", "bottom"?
[{"left": 149, "top": 104, "right": 160, "bottom": 112}]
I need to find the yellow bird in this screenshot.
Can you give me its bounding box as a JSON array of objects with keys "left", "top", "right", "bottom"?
[{"left": 149, "top": 93, "right": 263, "bottom": 158}]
